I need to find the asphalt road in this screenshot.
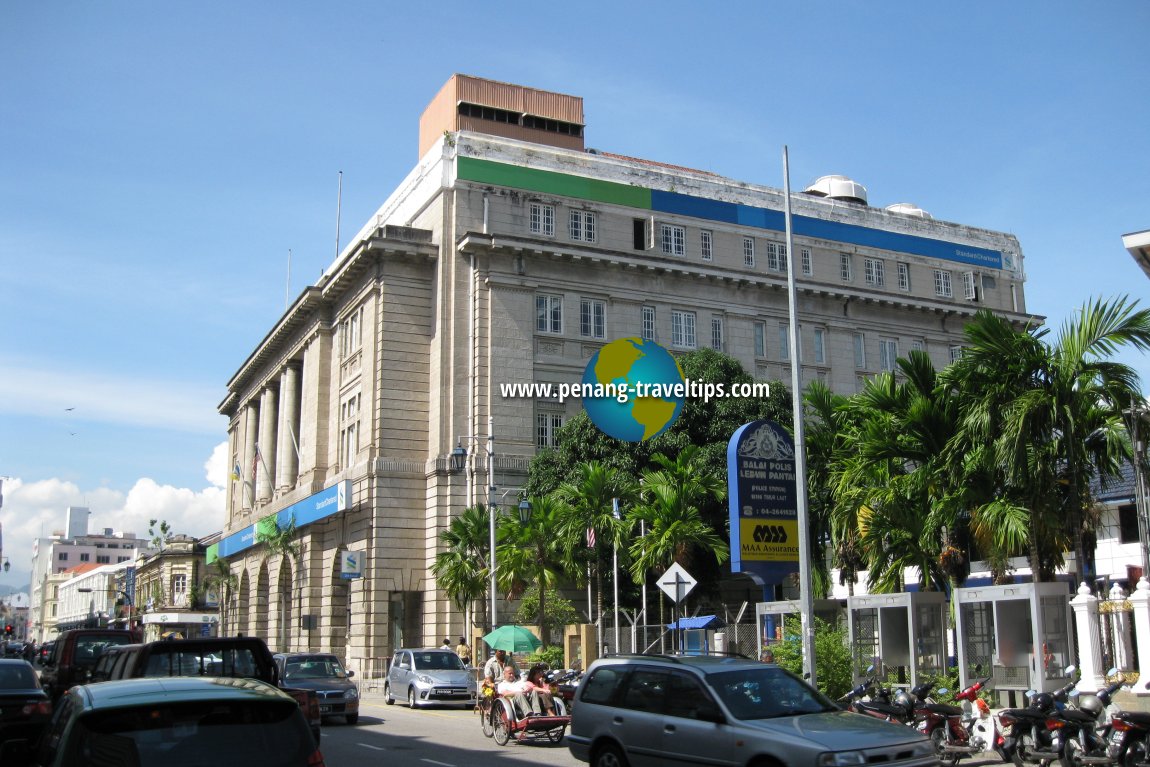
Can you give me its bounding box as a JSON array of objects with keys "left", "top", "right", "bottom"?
[{"left": 317, "top": 695, "right": 583, "bottom": 767}]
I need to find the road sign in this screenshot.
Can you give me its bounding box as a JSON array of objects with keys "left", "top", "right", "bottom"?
[{"left": 657, "top": 562, "right": 697, "bottom": 604}]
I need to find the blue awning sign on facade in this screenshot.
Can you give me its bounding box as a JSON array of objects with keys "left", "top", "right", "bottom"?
[{"left": 218, "top": 480, "right": 352, "bottom": 558}]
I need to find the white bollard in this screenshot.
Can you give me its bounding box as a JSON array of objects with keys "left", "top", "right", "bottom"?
[
  {"left": 1070, "top": 581, "right": 1107, "bottom": 692},
  {"left": 1129, "top": 577, "right": 1150, "bottom": 695}
]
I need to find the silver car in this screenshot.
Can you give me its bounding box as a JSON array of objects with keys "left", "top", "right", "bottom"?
[
  {"left": 568, "top": 655, "right": 938, "bottom": 767},
  {"left": 384, "top": 648, "right": 476, "bottom": 709}
]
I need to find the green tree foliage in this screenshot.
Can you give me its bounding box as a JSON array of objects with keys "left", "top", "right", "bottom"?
[
  {"left": 148, "top": 519, "right": 173, "bottom": 551},
  {"left": 497, "top": 495, "right": 569, "bottom": 646},
  {"left": 770, "top": 615, "right": 853, "bottom": 700},
  {"left": 431, "top": 505, "right": 490, "bottom": 629},
  {"left": 514, "top": 585, "right": 581, "bottom": 646}
]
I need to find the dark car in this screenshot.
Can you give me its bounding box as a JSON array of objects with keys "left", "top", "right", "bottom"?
[
  {"left": 3, "top": 641, "right": 25, "bottom": 658},
  {"left": 0, "top": 676, "right": 325, "bottom": 767},
  {"left": 273, "top": 653, "right": 359, "bottom": 725},
  {"left": 35, "top": 642, "right": 54, "bottom": 666},
  {"left": 0, "top": 659, "right": 52, "bottom": 754},
  {"left": 86, "top": 636, "right": 321, "bottom": 743},
  {"left": 38, "top": 629, "right": 140, "bottom": 701}
]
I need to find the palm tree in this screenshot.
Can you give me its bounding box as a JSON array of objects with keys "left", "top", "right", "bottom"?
[
  {"left": 556, "top": 462, "right": 637, "bottom": 630},
  {"left": 495, "top": 495, "right": 567, "bottom": 647},
  {"left": 629, "top": 446, "right": 729, "bottom": 633},
  {"left": 203, "top": 558, "right": 239, "bottom": 633},
  {"left": 431, "top": 505, "right": 490, "bottom": 632}
]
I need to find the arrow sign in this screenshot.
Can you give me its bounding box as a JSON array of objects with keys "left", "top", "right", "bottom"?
[{"left": 656, "top": 562, "right": 697, "bottom": 604}]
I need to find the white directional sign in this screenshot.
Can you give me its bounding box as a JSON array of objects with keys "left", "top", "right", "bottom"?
[{"left": 656, "top": 562, "right": 697, "bottom": 604}]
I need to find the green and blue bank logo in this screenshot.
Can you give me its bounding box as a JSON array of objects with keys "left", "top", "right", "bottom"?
[{"left": 581, "top": 338, "right": 685, "bottom": 442}]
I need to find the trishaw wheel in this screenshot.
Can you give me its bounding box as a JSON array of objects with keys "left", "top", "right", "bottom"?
[
  {"left": 492, "top": 706, "right": 511, "bottom": 746},
  {"left": 547, "top": 725, "right": 566, "bottom": 743}
]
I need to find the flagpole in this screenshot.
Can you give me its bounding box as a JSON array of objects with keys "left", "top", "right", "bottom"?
[
  {"left": 783, "top": 145, "right": 817, "bottom": 686},
  {"left": 612, "top": 497, "right": 620, "bottom": 654},
  {"left": 335, "top": 171, "right": 343, "bottom": 261}
]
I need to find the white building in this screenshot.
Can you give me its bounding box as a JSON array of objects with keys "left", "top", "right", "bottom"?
[{"left": 215, "top": 75, "right": 1038, "bottom": 666}]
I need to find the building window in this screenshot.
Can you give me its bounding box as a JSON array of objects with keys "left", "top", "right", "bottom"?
[
  {"left": 962, "top": 270, "right": 978, "bottom": 301},
  {"left": 80, "top": 553, "right": 90, "bottom": 562},
  {"left": 934, "top": 269, "right": 953, "bottom": 298},
  {"left": 753, "top": 321, "right": 766, "bottom": 357},
  {"left": 1118, "top": 504, "right": 1140, "bottom": 544},
  {"left": 536, "top": 294, "right": 562, "bottom": 334},
  {"left": 864, "top": 257, "right": 885, "bottom": 287},
  {"left": 96, "top": 555, "right": 110, "bottom": 564},
  {"left": 530, "top": 202, "right": 555, "bottom": 236},
  {"left": 879, "top": 338, "right": 899, "bottom": 372},
  {"left": 767, "top": 242, "right": 787, "bottom": 272},
  {"left": 949, "top": 345, "right": 963, "bottom": 363},
  {"left": 854, "top": 333, "right": 866, "bottom": 368},
  {"left": 813, "top": 328, "right": 826, "bottom": 365},
  {"left": 117, "top": 556, "right": 128, "bottom": 563},
  {"left": 840, "top": 253, "right": 853, "bottom": 281},
  {"left": 641, "top": 306, "right": 656, "bottom": 341},
  {"left": 743, "top": 237, "right": 755, "bottom": 267},
  {"left": 897, "top": 262, "right": 911, "bottom": 291},
  {"left": 911, "top": 339, "right": 925, "bottom": 353},
  {"left": 710, "top": 316, "right": 724, "bottom": 351},
  {"left": 633, "top": 218, "right": 648, "bottom": 250},
  {"left": 339, "top": 392, "right": 360, "bottom": 468},
  {"left": 58, "top": 553, "right": 68, "bottom": 561},
  {"left": 172, "top": 573, "right": 187, "bottom": 606},
  {"left": 700, "top": 230, "right": 713, "bottom": 261},
  {"left": 569, "top": 210, "right": 596, "bottom": 242},
  {"left": 537, "top": 411, "right": 563, "bottom": 449},
  {"left": 580, "top": 298, "right": 606, "bottom": 339},
  {"left": 801, "top": 248, "right": 812, "bottom": 276},
  {"left": 661, "top": 224, "right": 686, "bottom": 256},
  {"left": 339, "top": 306, "right": 364, "bottom": 358},
  {"left": 779, "top": 323, "right": 790, "bottom": 361},
  {"left": 671, "top": 310, "right": 696, "bottom": 349}
]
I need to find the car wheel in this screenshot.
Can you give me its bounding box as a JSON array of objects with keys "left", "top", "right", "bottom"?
[
  {"left": 408, "top": 687, "right": 418, "bottom": 709},
  {"left": 593, "top": 743, "right": 629, "bottom": 767},
  {"left": 345, "top": 713, "right": 359, "bottom": 725},
  {"left": 384, "top": 683, "right": 394, "bottom": 705}
]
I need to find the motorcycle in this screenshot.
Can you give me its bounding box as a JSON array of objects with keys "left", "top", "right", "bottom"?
[
  {"left": 997, "top": 669, "right": 1078, "bottom": 767},
  {"left": 1108, "top": 708, "right": 1150, "bottom": 767},
  {"left": 547, "top": 668, "right": 581, "bottom": 712},
  {"left": 918, "top": 676, "right": 996, "bottom": 767},
  {"left": 1048, "top": 672, "right": 1123, "bottom": 767}
]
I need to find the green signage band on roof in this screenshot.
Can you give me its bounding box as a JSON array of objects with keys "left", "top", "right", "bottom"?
[
  {"left": 205, "top": 543, "right": 218, "bottom": 566},
  {"left": 457, "top": 156, "right": 652, "bottom": 209}
]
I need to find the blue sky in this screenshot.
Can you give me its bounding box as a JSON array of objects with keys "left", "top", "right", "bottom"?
[{"left": 1, "top": 1, "right": 1148, "bottom": 591}]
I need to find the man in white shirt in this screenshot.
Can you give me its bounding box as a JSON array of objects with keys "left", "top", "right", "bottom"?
[{"left": 497, "top": 664, "right": 542, "bottom": 715}]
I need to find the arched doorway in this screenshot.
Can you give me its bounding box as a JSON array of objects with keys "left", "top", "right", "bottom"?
[
  {"left": 254, "top": 561, "right": 270, "bottom": 643},
  {"left": 328, "top": 551, "right": 350, "bottom": 658},
  {"left": 275, "top": 557, "right": 294, "bottom": 652},
  {"left": 236, "top": 570, "right": 251, "bottom": 637}
]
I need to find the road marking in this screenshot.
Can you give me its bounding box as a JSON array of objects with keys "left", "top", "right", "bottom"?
[
  {"left": 421, "top": 760, "right": 455, "bottom": 767},
  {"left": 358, "top": 743, "right": 386, "bottom": 751}
]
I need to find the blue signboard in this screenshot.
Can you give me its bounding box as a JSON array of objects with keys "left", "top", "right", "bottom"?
[
  {"left": 124, "top": 566, "right": 136, "bottom": 606},
  {"left": 218, "top": 480, "right": 352, "bottom": 558},
  {"left": 727, "top": 420, "right": 800, "bottom": 588}
]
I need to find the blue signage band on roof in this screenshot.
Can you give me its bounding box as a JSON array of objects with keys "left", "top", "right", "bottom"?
[{"left": 217, "top": 480, "right": 352, "bottom": 558}]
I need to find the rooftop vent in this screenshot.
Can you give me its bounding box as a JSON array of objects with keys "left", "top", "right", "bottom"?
[
  {"left": 885, "top": 202, "right": 933, "bottom": 220},
  {"left": 803, "top": 175, "right": 868, "bottom": 205}
]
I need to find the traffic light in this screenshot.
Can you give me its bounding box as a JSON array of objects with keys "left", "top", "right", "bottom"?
[{"left": 3, "top": 624, "right": 12, "bottom": 637}]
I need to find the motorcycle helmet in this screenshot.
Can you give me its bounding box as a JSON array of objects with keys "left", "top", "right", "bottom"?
[
  {"left": 894, "top": 690, "right": 913, "bottom": 710},
  {"left": 1076, "top": 694, "right": 1105, "bottom": 718},
  {"left": 1033, "top": 692, "right": 1054, "bottom": 712}
]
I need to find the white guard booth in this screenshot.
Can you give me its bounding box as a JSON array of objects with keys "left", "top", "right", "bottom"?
[
  {"left": 755, "top": 599, "right": 846, "bottom": 661},
  {"left": 847, "top": 591, "right": 947, "bottom": 688},
  {"left": 952, "top": 581, "right": 1076, "bottom": 699}
]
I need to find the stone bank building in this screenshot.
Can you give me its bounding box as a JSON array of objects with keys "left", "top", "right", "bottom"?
[{"left": 214, "top": 75, "right": 1034, "bottom": 667}]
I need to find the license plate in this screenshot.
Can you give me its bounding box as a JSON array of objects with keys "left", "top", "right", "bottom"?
[
  {"left": 1110, "top": 731, "right": 1124, "bottom": 745},
  {"left": 319, "top": 705, "right": 332, "bottom": 713}
]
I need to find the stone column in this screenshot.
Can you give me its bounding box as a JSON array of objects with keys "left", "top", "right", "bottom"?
[
  {"left": 1107, "top": 582, "right": 1133, "bottom": 672},
  {"left": 1130, "top": 577, "right": 1150, "bottom": 694},
  {"left": 277, "top": 364, "right": 301, "bottom": 491},
  {"left": 1070, "top": 581, "right": 1107, "bottom": 692},
  {"left": 257, "top": 385, "right": 279, "bottom": 503},
  {"left": 243, "top": 403, "right": 259, "bottom": 510}
]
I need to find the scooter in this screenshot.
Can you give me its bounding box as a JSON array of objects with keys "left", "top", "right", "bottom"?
[
  {"left": 998, "top": 668, "right": 1078, "bottom": 767},
  {"left": 918, "top": 676, "right": 996, "bottom": 767},
  {"left": 1108, "top": 708, "right": 1150, "bottom": 767},
  {"left": 1047, "top": 672, "right": 1123, "bottom": 767}
]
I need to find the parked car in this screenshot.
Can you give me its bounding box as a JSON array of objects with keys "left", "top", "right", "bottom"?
[
  {"left": 273, "top": 652, "right": 359, "bottom": 725},
  {"left": 0, "top": 676, "right": 325, "bottom": 767},
  {"left": 384, "top": 648, "right": 477, "bottom": 709},
  {"left": 568, "top": 654, "right": 939, "bottom": 767},
  {"left": 84, "top": 636, "right": 321, "bottom": 743},
  {"left": 38, "top": 629, "right": 140, "bottom": 701},
  {"left": 3, "top": 641, "right": 25, "bottom": 658},
  {"left": 0, "top": 659, "right": 52, "bottom": 760}
]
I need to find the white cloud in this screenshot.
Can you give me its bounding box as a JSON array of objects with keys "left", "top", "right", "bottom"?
[{"left": 0, "top": 442, "right": 228, "bottom": 588}]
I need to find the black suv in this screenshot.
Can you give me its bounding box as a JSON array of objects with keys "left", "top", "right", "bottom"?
[{"left": 38, "top": 628, "right": 139, "bottom": 700}]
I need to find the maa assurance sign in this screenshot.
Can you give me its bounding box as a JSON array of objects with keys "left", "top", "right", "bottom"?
[{"left": 726, "top": 420, "right": 800, "bottom": 585}]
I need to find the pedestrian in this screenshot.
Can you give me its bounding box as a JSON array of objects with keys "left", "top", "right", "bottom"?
[
  {"left": 440, "top": 637, "right": 451, "bottom": 650},
  {"left": 483, "top": 648, "right": 519, "bottom": 681},
  {"left": 455, "top": 635, "right": 472, "bottom": 666}
]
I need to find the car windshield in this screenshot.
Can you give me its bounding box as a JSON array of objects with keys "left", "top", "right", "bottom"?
[
  {"left": 709, "top": 667, "right": 838, "bottom": 720},
  {"left": 58, "top": 699, "right": 312, "bottom": 767},
  {"left": 413, "top": 652, "right": 464, "bottom": 671},
  {"left": 74, "top": 636, "right": 134, "bottom": 667},
  {"left": 283, "top": 657, "right": 347, "bottom": 680}
]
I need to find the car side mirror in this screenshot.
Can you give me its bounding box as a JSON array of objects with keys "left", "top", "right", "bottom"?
[{"left": 347, "top": 670, "right": 355, "bottom": 678}]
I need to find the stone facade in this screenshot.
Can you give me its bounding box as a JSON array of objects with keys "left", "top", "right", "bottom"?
[{"left": 216, "top": 77, "right": 1034, "bottom": 669}]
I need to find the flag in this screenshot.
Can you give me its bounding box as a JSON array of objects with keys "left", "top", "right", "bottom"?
[
  {"left": 252, "top": 445, "right": 261, "bottom": 484},
  {"left": 612, "top": 497, "right": 621, "bottom": 520},
  {"left": 231, "top": 463, "right": 242, "bottom": 482},
  {"left": 586, "top": 527, "right": 596, "bottom": 548}
]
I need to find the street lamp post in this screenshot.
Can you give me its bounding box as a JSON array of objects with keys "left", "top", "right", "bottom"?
[
  {"left": 450, "top": 417, "right": 498, "bottom": 633},
  {"left": 1125, "top": 404, "right": 1150, "bottom": 581}
]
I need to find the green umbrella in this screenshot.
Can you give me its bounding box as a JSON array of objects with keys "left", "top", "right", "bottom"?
[{"left": 483, "top": 625, "right": 541, "bottom": 653}]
